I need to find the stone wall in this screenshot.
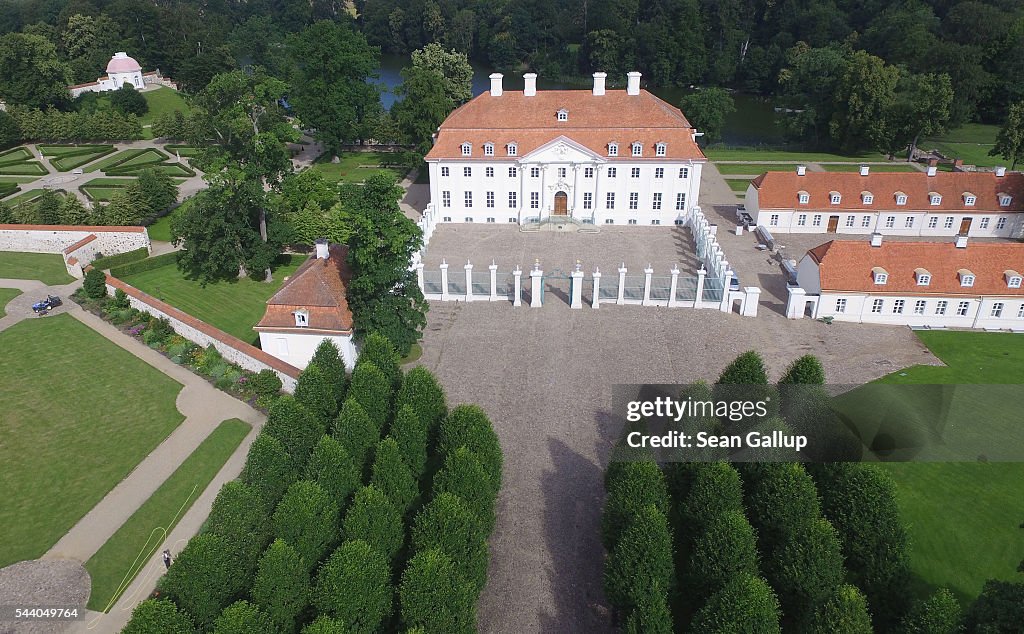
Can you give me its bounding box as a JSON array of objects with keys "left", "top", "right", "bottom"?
[
  {"left": 105, "top": 275, "right": 301, "bottom": 392},
  {"left": 0, "top": 224, "right": 151, "bottom": 277}
]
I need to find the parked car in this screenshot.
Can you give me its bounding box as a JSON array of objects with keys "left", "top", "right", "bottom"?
[{"left": 32, "top": 295, "right": 62, "bottom": 314}]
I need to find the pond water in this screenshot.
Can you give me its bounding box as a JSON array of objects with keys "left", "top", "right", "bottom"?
[{"left": 374, "top": 53, "right": 784, "bottom": 146}]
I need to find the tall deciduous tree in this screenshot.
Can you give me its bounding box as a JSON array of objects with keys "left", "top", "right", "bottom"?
[
  {"left": 901, "top": 587, "right": 962, "bottom": 634},
  {"left": 314, "top": 540, "right": 393, "bottom": 632},
  {"left": 991, "top": 101, "right": 1024, "bottom": 170},
  {"left": 829, "top": 50, "right": 899, "bottom": 152},
  {"left": 411, "top": 43, "right": 473, "bottom": 105},
  {"left": 885, "top": 72, "right": 953, "bottom": 161},
  {"left": 411, "top": 492, "right": 488, "bottom": 592},
  {"left": 0, "top": 33, "right": 71, "bottom": 109},
  {"left": 305, "top": 435, "right": 360, "bottom": 511},
  {"left": 679, "top": 88, "right": 735, "bottom": 144},
  {"left": 273, "top": 481, "right": 340, "bottom": 569},
  {"left": 342, "top": 485, "right": 405, "bottom": 563},
  {"left": 332, "top": 398, "right": 380, "bottom": 475},
  {"left": 251, "top": 539, "right": 310, "bottom": 634},
  {"left": 343, "top": 173, "right": 428, "bottom": 355}
]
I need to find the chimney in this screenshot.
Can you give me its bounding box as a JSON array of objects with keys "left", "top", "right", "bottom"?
[
  {"left": 315, "top": 238, "right": 330, "bottom": 260},
  {"left": 523, "top": 73, "right": 537, "bottom": 97},
  {"left": 796, "top": 165, "right": 806, "bottom": 176},
  {"left": 626, "top": 71, "right": 642, "bottom": 96},
  {"left": 592, "top": 72, "right": 607, "bottom": 96},
  {"left": 927, "top": 165, "right": 937, "bottom": 177},
  {"left": 996, "top": 166, "right": 1007, "bottom": 177},
  {"left": 489, "top": 73, "right": 503, "bottom": 97},
  {"left": 870, "top": 232, "right": 883, "bottom": 247},
  {"left": 955, "top": 234, "right": 969, "bottom": 248},
  {"left": 859, "top": 164, "right": 869, "bottom": 176}
]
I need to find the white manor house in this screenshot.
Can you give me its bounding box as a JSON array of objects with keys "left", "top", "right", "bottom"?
[{"left": 424, "top": 71, "right": 706, "bottom": 227}]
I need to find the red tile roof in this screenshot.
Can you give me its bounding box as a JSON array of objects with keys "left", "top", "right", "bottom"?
[
  {"left": 255, "top": 245, "right": 354, "bottom": 334},
  {"left": 62, "top": 234, "right": 96, "bottom": 254},
  {"left": 807, "top": 240, "right": 1024, "bottom": 296},
  {"left": 752, "top": 170, "right": 1024, "bottom": 213},
  {"left": 425, "top": 89, "right": 705, "bottom": 162}
]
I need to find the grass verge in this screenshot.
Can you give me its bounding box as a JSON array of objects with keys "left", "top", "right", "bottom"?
[
  {"left": 715, "top": 163, "right": 802, "bottom": 175},
  {"left": 0, "top": 287, "right": 21, "bottom": 316},
  {"left": 0, "top": 252, "right": 74, "bottom": 285}
]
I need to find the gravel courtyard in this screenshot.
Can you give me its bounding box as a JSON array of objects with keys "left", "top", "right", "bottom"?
[{"left": 416, "top": 298, "right": 939, "bottom": 633}]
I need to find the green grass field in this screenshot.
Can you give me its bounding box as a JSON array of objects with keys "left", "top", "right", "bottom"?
[
  {"left": 0, "top": 252, "right": 74, "bottom": 285},
  {"left": 716, "top": 163, "right": 802, "bottom": 175},
  {"left": 85, "top": 418, "right": 250, "bottom": 612},
  {"left": 81, "top": 176, "right": 138, "bottom": 201},
  {"left": 0, "top": 314, "right": 185, "bottom": 568},
  {"left": 820, "top": 163, "right": 921, "bottom": 172},
  {"left": 38, "top": 144, "right": 116, "bottom": 171},
  {"left": 164, "top": 145, "right": 203, "bottom": 158},
  {"left": 0, "top": 287, "right": 21, "bottom": 316},
  {"left": 871, "top": 331, "right": 1024, "bottom": 603},
  {"left": 725, "top": 178, "right": 752, "bottom": 192},
  {"left": 0, "top": 176, "right": 41, "bottom": 184},
  {"left": 0, "top": 182, "right": 19, "bottom": 198},
  {"left": 121, "top": 254, "right": 303, "bottom": 343},
  {"left": 140, "top": 87, "right": 190, "bottom": 126},
  {"left": 81, "top": 186, "right": 124, "bottom": 202},
  {"left": 920, "top": 123, "right": 1002, "bottom": 168},
  {"left": 0, "top": 147, "right": 48, "bottom": 176},
  {"left": 705, "top": 147, "right": 887, "bottom": 162},
  {"left": 308, "top": 152, "right": 410, "bottom": 184}
]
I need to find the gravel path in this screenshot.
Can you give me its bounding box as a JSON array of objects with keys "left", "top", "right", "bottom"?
[{"left": 0, "top": 560, "right": 89, "bottom": 634}]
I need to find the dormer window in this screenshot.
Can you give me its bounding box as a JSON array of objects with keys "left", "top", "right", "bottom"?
[
  {"left": 963, "top": 193, "right": 976, "bottom": 206},
  {"left": 608, "top": 142, "right": 618, "bottom": 157},
  {"left": 895, "top": 192, "right": 907, "bottom": 206},
  {"left": 829, "top": 191, "right": 841, "bottom": 205},
  {"left": 631, "top": 142, "right": 642, "bottom": 157},
  {"left": 797, "top": 191, "right": 809, "bottom": 205},
  {"left": 507, "top": 143, "right": 518, "bottom": 156},
  {"left": 915, "top": 268, "right": 931, "bottom": 286},
  {"left": 557, "top": 109, "right": 568, "bottom": 122},
  {"left": 1006, "top": 270, "right": 1022, "bottom": 288},
  {"left": 461, "top": 142, "right": 471, "bottom": 156},
  {"left": 873, "top": 267, "right": 888, "bottom": 285},
  {"left": 929, "top": 192, "right": 941, "bottom": 206},
  {"left": 294, "top": 309, "right": 309, "bottom": 327},
  {"left": 655, "top": 142, "right": 666, "bottom": 157},
  {"left": 998, "top": 193, "right": 1012, "bottom": 207},
  {"left": 483, "top": 142, "right": 494, "bottom": 156},
  {"left": 861, "top": 191, "right": 873, "bottom": 204},
  {"left": 959, "top": 269, "right": 975, "bottom": 287}
]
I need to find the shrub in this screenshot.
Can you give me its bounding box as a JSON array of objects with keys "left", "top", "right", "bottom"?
[
  {"left": 195, "top": 344, "right": 224, "bottom": 375},
  {"left": 109, "top": 287, "right": 131, "bottom": 310},
  {"left": 390, "top": 404, "right": 428, "bottom": 479},
  {"left": 762, "top": 517, "right": 846, "bottom": 628},
  {"left": 144, "top": 315, "right": 174, "bottom": 346},
  {"left": 342, "top": 485, "right": 404, "bottom": 564},
  {"left": 305, "top": 435, "right": 360, "bottom": 512},
  {"left": 348, "top": 361, "right": 392, "bottom": 431},
  {"left": 962, "top": 580, "right": 1024, "bottom": 634},
  {"left": 778, "top": 354, "right": 826, "bottom": 385},
  {"left": 685, "top": 510, "right": 759, "bottom": 604},
  {"left": 623, "top": 593, "right": 674, "bottom": 634},
  {"left": 83, "top": 267, "right": 107, "bottom": 298},
  {"left": 248, "top": 369, "right": 283, "bottom": 398},
  {"left": 438, "top": 405, "right": 502, "bottom": 493},
  {"left": 396, "top": 366, "right": 447, "bottom": 438},
  {"left": 309, "top": 339, "right": 347, "bottom": 405},
  {"left": 251, "top": 539, "right": 310, "bottom": 634},
  {"left": 675, "top": 462, "right": 745, "bottom": 548},
  {"left": 901, "top": 588, "right": 962, "bottom": 634},
  {"left": 212, "top": 600, "right": 275, "bottom": 634},
  {"left": 431, "top": 447, "right": 498, "bottom": 535},
  {"left": 295, "top": 363, "right": 338, "bottom": 424},
  {"left": 369, "top": 437, "right": 418, "bottom": 516},
  {"left": 604, "top": 504, "right": 675, "bottom": 614},
  {"left": 122, "top": 599, "right": 195, "bottom": 634},
  {"left": 717, "top": 350, "right": 769, "bottom": 384},
  {"left": 263, "top": 395, "right": 323, "bottom": 471},
  {"left": 272, "top": 481, "right": 339, "bottom": 570},
  {"left": 241, "top": 433, "right": 297, "bottom": 512},
  {"left": 161, "top": 533, "right": 251, "bottom": 629},
  {"left": 739, "top": 461, "right": 822, "bottom": 555},
  {"left": 411, "top": 492, "right": 488, "bottom": 592},
  {"left": 399, "top": 548, "right": 477, "bottom": 634},
  {"left": 332, "top": 398, "right": 380, "bottom": 476},
  {"left": 358, "top": 332, "right": 401, "bottom": 391},
  {"left": 110, "top": 84, "right": 149, "bottom": 116},
  {"left": 301, "top": 616, "right": 348, "bottom": 634},
  {"left": 91, "top": 247, "right": 149, "bottom": 271},
  {"left": 806, "top": 585, "right": 873, "bottom": 634},
  {"left": 313, "top": 540, "right": 393, "bottom": 632},
  {"left": 689, "top": 573, "right": 781, "bottom": 634},
  {"left": 204, "top": 481, "right": 271, "bottom": 559},
  {"left": 601, "top": 459, "right": 670, "bottom": 551}
]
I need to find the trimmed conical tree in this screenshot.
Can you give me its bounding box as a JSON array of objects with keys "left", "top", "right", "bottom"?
[
  {"left": 370, "top": 437, "right": 419, "bottom": 516},
  {"left": 123, "top": 599, "right": 195, "bottom": 634},
  {"left": 411, "top": 492, "right": 488, "bottom": 592},
  {"left": 438, "top": 404, "right": 502, "bottom": 492},
  {"left": 305, "top": 435, "right": 360, "bottom": 512},
  {"left": 251, "top": 539, "right": 310, "bottom": 634},
  {"left": 358, "top": 332, "right": 402, "bottom": 391},
  {"left": 204, "top": 481, "right": 272, "bottom": 560},
  {"left": 309, "top": 339, "right": 348, "bottom": 405},
  {"left": 623, "top": 593, "right": 674, "bottom": 634},
  {"left": 901, "top": 588, "right": 962, "bottom": 634},
  {"left": 762, "top": 517, "right": 846, "bottom": 628},
  {"left": 241, "top": 433, "right": 297, "bottom": 512},
  {"left": 778, "top": 354, "right": 826, "bottom": 385},
  {"left": 390, "top": 404, "right": 428, "bottom": 479},
  {"left": 212, "top": 600, "right": 275, "bottom": 634},
  {"left": 717, "top": 350, "right": 769, "bottom": 384},
  {"left": 690, "top": 573, "right": 781, "bottom": 634},
  {"left": 332, "top": 398, "right": 381, "bottom": 476},
  {"left": 263, "top": 395, "right": 323, "bottom": 470},
  {"left": 348, "top": 361, "right": 392, "bottom": 431},
  {"left": 396, "top": 366, "right": 447, "bottom": 438},
  {"left": 313, "top": 540, "right": 393, "bottom": 633},
  {"left": 295, "top": 363, "right": 339, "bottom": 425},
  {"left": 399, "top": 548, "right": 477, "bottom": 634},
  {"left": 431, "top": 446, "right": 497, "bottom": 535},
  {"left": 739, "top": 461, "right": 822, "bottom": 555},
  {"left": 272, "top": 481, "right": 339, "bottom": 570},
  {"left": 601, "top": 459, "right": 670, "bottom": 551},
  {"left": 806, "top": 584, "right": 873, "bottom": 634},
  {"left": 342, "top": 485, "right": 404, "bottom": 564},
  {"left": 161, "top": 533, "right": 250, "bottom": 629},
  {"left": 603, "top": 504, "right": 675, "bottom": 614},
  {"left": 685, "top": 510, "right": 759, "bottom": 604}
]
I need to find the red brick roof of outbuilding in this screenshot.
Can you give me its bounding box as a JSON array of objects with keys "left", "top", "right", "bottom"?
[
  {"left": 425, "top": 89, "right": 706, "bottom": 161},
  {"left": 752, "top": 170, "right": 1024, "bottom": 212},
  {"left": 255, "top": 244, "right": 354, "bottom": 334},
  {"left": 806, "top": 239, "right": 1024, "bottom": 296}
]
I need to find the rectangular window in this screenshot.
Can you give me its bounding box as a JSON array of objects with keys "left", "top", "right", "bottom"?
[
  {"left": 944, "top": 217, "right": 954, "bottom": 229},
  {"left": 607, "top": 167, "right": 617, "bottom": 178},
  {"left": 836, "top": 298, "right": 847, "bottom": 313},
  {"left": 484, "top": 144, "right": 494, "bottom": 156},
  {"left": 631, "top": 167, "right": 640, "bottom": 178},
  {"left": 656, "top": 144, "right": 666, "bottom": 157},
  {"left": 770, "top": 214, "right": 779, "bottom": 226},
  {"left": 845, "top": 216, "right": 855, "bottom": 227},
  {"left": 531, "top": 167, "right": 540, "bottom": 178},
  {"left": 655, "top": 167, "right": 664, "bottom": 179},
  {"left": 442, "top": 191, "right": 451, "bottom": 208},
  {"left": 928, "top": 217, "right": 938, "bottom": 229},
  {"left": 997, "top": 217, "right": 1007, "bottom": 230},
  {"left": 441, "top": 166, "right": 449, "bottom": 177},
  {"left": 628, "top": 218, "right": 638, "bottom": 225},
  {"left": 797, "top": 214, "right": 807, "bottom": 226},
  {"left": 632, "top": 144, "right": 642, "bottom": 156},
  {"left": 509, "top": 191, "right": 517, "bottom": 208},
  {"left": 608, "top": 144, "right": 618, "bottom": 157},
  {"left": 507, "top": 144, "right": 517, "bottom": 156},
  {"left": 530, "top": 192, "right": 539, "bottom": 209},
  {"left": 862, "top": 215, "right": 871, "bottom": 228},
  {"left": 464, "top": 217, "right": 473, "bottom": 222},
  {"left": 629, "top": 192, "right": 638, "bottom": 210},
  {"left": 486, "top": 191, "right": 494, "bottom": 208},
  {"left": 487, "top": 217, "right": 495, "bottom": 222},
  {"left": 1018, "top": 304, "right": 1024, "bottom": 319},
  {"left": 509, "top": 217, "right": 516, "bottom": 223},
  {"left": 679, "top": 167, "right": 689, "bottom": 178},
  {"left": 585, "top": 167, "right": 594, "bottom": 178},
  {"left": 652, "top": 193, "right": 662, "bottom": 210},
  {"left": 813, "top": 214, "right": 822, "bottom": 227},
  {"left": 991, "top": 302, "right": 1005, "bottom": 318},
  {"left": 935, "top": 300, "right": 947, "bottom": 315},
  {"left": 607, "top": 192, "right": 615, "bottom": 209},
  {"left": 885, "top": 216, "right": 895, "bottom": 228},
  {"left": 871, "top": 299, "right": 883, "bottom": 313},
  {"left": 463, "top": 166, "right": 471, "bottom": 178},
  {"left": 558, "top": 167, "right": 567, "bottom": 178},
  {"left": 485, "top": 167, "right": 494, "bottom": 178},
  {"left": 980, "top": 217, "right": 990, "bottom": 229},
  {"left": 461, "top": 144, "right": 471, "bottom": 156},
  {"left": 905, "top": 217, "right": 914, "bottom": 228},
  {"left": 957, "top": 301, "right": 970, "bottom": 316},
  {"left": 651, "top": 219, "right": 661, "bottom": 225},
  {"left": 893, "top": 299, "right": 905, "bottom": 314},
  {"left": 914, "top": 300, "right": 926, "bottom": 315},
  {"left": 583, "top": 192, "right": 593, "bottom": 210},
  {"left": 676, "top": 193, "right": 686, "bottom": 211},
  {"left": 605, "top": 218, "right": 614, "bottom": 224},
  {"left": 443, "top": 216, "right": 451, "bottom": 222},
  {"left": 508, "top": 167, "right": 517, "bottom": 178},
  {"left": 464, "top": 191, "right": 472, "bottom": 208}
]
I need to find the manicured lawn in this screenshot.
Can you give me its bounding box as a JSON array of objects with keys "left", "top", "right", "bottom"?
[
  {"left": 37, "top": 144, "right": 116, "bottom": 171},
  {"left": 81, "top": 186, "right": 124, "bottom": 202},
  {"left": 921, "top": 123, "right": 1002, "bottom": 168},
  {"left": 820, "top": 163, "right": 921, "bottom": 172},
  {"left": 401, "top": 343, "right": 423, "bottom": 364},
  {"left": 705, "top": 147, "right": 886, "bottom": 162},
  {"left": 0, "top": 176, "right": 41, "bottom": 184},
  {"left": 85, "top": 418, "right": 250, "bottom": 612},
  {"left": 140, "top": 87, "right": 190, "bottom": 126},
  {"left": 0, "top": 182, "right": 19, "bottom": 197},
  {"left": 0, "top": 252, "right": 74, "bottom": 285},
  {"left": 0, "top": 314, "right": 185, "bottom": 568},
  {"left": 725, "top": 178, "right": 751, "bottom": 192},
  {"left": 869, "top": 331, "right": 1024, "bottom": 603},
  {"left": 0, "top": 287, "right": 21, "bottom": 316},
  {"left": 715, "top": 163, "right": 802, "bottom": 175},
  {"left": 120, "top": 254, "right": 303, "bottom": 343},
  {"left": 164, "top": 145, "right": 204, "bottom": 158},
  {"left": 146, "top": 199, "right": 192, "bottom": 242},
  {"left": 308, "top": 151, "right": 410, "bottom": 184}
]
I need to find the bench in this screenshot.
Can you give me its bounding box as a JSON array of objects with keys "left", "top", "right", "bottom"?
[{"left": 755, "top": 225, "right": 775, "bottom": 251}]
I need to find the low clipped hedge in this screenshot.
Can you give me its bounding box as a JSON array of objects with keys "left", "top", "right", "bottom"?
[
  {"left": 91, "top": 247, "right": 150, "bottom": 271},
  {"left": 109, "top": 251, "right": 179, "bottom": 278}
]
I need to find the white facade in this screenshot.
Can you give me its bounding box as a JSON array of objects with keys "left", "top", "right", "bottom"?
[
  {"left": 69, "top": 52, "right": 148, "bottom": 97},
  {"left": 258, "top": 331, "right": 358, "bottom": 371},
  {"left": 428, "top": 141, "right": 702, "bottom": 227}
]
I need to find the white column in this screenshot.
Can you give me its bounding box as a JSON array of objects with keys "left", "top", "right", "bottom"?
[
  {"left": 464, "top": 261, "right": 473, "bottom": 302},
  {"left": 617, "top": 263, "right": 627, "bottom": 305},
  {"left": 513, "top": 266, "right": 523, "bottom": 307},
  {"left": 530, "top": 263, "right": 544, "bottom": 307},
  {"left": 489, "top": 261, "right": 498, "bottom": 301},
  {"left": 416, "top": 262, "right": 425, "bottom": 293},
  {"left": 695, "top": 267, "right": 706, "bottom": 308},
  {"left": 720, "top": 269, "right": 734, "bottom": 312},
  {"left": 592, "top": 268, "right": 602, "bottom": 309},
  {"left": 786, "top": 286, "right": 807, "bottom": 319},
  {"left": 570, "top": 264, "right": 584, "bottom": 309},
  {"left": 440, "top": 260, "right": 450, "bottom": 301},
  {"left": 668, "top": 265, "right": 679, "bottom": 308},
  {"left": 642, "top": 264, "right": 654, "bottom": 306},
  {"left": 742, "top": 287, "right": 761, "bottom": 317}
]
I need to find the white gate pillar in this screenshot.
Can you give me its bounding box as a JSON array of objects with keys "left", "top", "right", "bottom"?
[
  {"left": 668, "top": 265, "right": 680, "bottom": 308},
  {"left": 570, "top": 261, "right": 584, "bottom": 309},
  {"left": 720, "top": 269, "right": 734, "bottom": 312},
  {"left": 642, "top": 264, "right": 654, "bottom": 306},
  {"left": 440, "top": 260, "right": 450, "bottom": 301},
  {"left": 464, "top": 261, "right": 473, "bottom": 302},
  {"left": 617, "top": 263, "right": 627, "bottom": 305},
  {"left": 742, "top": 287, "right": 761, "bottom": 317},
  {"left": 513, "top": 266, "right": 523, "bottom": 307},
  {"left": 489, "top": 261, "right": 498, "bottom": 301},
  {"left": 592, "top": 268, "right": 602, "bottom": 309},
  {"left": 530, "top": 261, "right": 543, "bottom": 307},
  {"left": 786, "top": 286, "right": 807, "bottom": 319},
  {"left": 416, "top": 262, "right": 425, "bottom": 293},
  {"left": 695, "top": 267, "right": 706, "bottom": 308}
]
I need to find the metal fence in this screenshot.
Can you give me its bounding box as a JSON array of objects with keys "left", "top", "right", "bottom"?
[
  {"left": 448, "top": 276, "right": 466, "bottom": 296},
  {"left": 623, "top": 275, "right": 646, "bottom": 301},
  {"left": 675, "top": 277, "right": 698, "bottom": 302},
  {"left": 702, "top": 277, "right": 724, "bottom": 302},
  {"left": 471, "top": 271, "right": 490, "bottom": 296},
  {"left": 599, "top": 284, "right": 618, "bottom": 300},
  {"left": 649, "top": 276, "right": 672, "bottom": 301},
  {"left": 423, "top": 271, "right": 443, "bottom": 295}
]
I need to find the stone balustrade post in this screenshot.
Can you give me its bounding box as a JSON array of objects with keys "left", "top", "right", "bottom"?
[
  {"left": 617, "top": 263, "right": 627, "bottom": 305},
  {"left": 439, "top": 259, "right": 450, "bottom": 301},
  {"left": 489, "top": 261, "right": 498, "bottom": 301},
  {"left": 642, "top": 264, "right": 654, "bottom": 306},
  {"left": 592, "top": 268, "right": 602, "bottom": 309},
  {"left": 668, "top": 265, "right": 680, "bottom": 308}
]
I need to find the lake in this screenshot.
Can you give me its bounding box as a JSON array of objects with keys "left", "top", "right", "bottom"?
[{"left": 373, "top": 53, "right": 784, "bottom": 146}]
